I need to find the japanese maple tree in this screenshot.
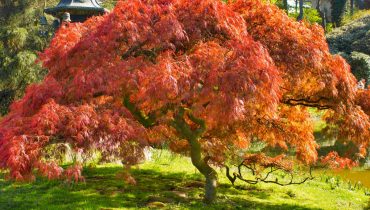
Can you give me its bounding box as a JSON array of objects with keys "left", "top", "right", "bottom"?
[{"left": 0, "top": 0, "right": 369, "bottom": 203}]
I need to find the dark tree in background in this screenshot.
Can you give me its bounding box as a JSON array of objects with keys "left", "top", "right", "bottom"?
[
  {"left": 297, "top": 0, "right": 304, "bottom": 20},
  {"left": 331, "top": 0, "right": 347, "bottom": 26}
]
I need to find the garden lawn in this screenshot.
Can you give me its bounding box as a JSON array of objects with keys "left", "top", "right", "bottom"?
[{"left": 0, "top": 150, "right": 369, "bottom": 210}]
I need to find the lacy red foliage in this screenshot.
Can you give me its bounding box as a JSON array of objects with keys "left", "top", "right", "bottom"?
[
  {"left": 321, "top": 151, "right": 358, "bottom": 169},
  {"left": 356, "top": 89, "right": 370, "bottom": 116},
  {"left": 64, "top": 164, "right": 85, "bottom": 183},
  {"left": 36, "top": 161, "right": 64, "bottom": 180},
  {"left": 0, "top": 0, "right": 369, "bottom": 181},
  {"left": 243, "top": 153, "right": 293, "bottom": 172}
]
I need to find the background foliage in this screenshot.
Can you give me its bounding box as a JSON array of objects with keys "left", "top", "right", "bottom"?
[
  {"left": 0, "top": 0, "right": 59, "bottom": 115},
  {"left": 0, "top": 0, "right": 116, "bottom": 115},
  {"left": 327, "top": 14, "right": 370, "bottom": 85}
]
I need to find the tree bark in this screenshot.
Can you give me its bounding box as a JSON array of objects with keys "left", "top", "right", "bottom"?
[
  {"left": 297, "top": 0, "right": 304, "bottom": 21},
  {"left": 171, "top": 108, "right": 218, "bottom": 203},
  {"left": 320, "top": 9, "right": 327, "bottom": 31},
  {"left": 315, "top": 0, "right": 327, "bottom": 31},
  {"left": 188, "top": 136, "right": 217, "bottom": 203},
  {"left": 283, "top": 0, "right": 289, "bottom": 13},
  {"left": 126, "top": 102, "right": 219, "bottom": 203}
]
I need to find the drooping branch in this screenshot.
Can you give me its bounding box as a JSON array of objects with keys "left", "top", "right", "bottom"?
[
  {"left": 226, "top": 163, "right": 314, "bottom": 186},
  {"left": 225, "top": 155, "right": 314, "bottom": 186},
  {"left": 225, "top": 166, "right": 237, "bottom": 185},
  {"left": 282, "top": 97, "right": 331, "bottom": 110}
]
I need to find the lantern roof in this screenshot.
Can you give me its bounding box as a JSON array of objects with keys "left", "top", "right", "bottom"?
[{"left": 44, "top": 0, "right": 106, "bottom": 17}]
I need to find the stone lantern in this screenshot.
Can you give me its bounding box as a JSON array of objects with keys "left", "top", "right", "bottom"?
[{"left": 44, "top": 0, "right": 107, "bottom": 23}]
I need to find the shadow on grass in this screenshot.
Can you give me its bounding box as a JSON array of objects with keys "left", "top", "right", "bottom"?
[{"left": 0, "top": 167, "right": 321, "bottom": 210}]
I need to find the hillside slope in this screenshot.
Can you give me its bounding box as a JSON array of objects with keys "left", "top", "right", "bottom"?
[
  {"left": 327, "top": 15, "right": 370, "bottom": 55},
  {"left": 326, "top": 15, "right": 370, "bottom": 86}
]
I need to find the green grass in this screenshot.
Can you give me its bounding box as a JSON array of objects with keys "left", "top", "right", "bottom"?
[{"left": 0, "top": 150, "right": 369, "bottom": 210}]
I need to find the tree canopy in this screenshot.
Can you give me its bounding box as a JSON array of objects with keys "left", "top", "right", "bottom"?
[{"left": 0, "top": 0, "right": 369, "bottom": 203}]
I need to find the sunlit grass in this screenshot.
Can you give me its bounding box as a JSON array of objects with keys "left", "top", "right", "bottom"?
[{"left": 0, "top": 150, "right": 369, "bottom": 210}]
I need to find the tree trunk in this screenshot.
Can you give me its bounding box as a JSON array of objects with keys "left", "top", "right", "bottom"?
[
  {"left": 283, "top": 0, "right": 289, "bottom": 13},
  {"left": 320, "top": 10, "right": 327, "bottom": 31},
  {"left": 204, "top": 170, "right": 217, "bottom": 203},
  {"left": 295, "top": 0, "right": 298, "bottom": 13},
  {"left": 350, "top": 0, "right": 354, "bottom": 15},
  {"left": 331, "top": 0, "right": 347, "bottom": 27},
  {"left": 297, "top": 0, "right": 304, "bottom": 20},
  {"left": 315, "top": 0, "right": 327, "bottom": 31},
  {"left": 171, "top": 108, "right": 218, "bottom": 203},
  {"left": 188, "top": 136, "right": 217, "bottom": 203}
]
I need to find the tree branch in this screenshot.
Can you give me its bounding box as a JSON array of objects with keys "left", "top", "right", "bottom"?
[
  {"left": 282, "top": 97, "right": 331, "bottom": 110},
  {"left": 186, "top": 111, "right": 206, "bottom": 136},
  {"left": 121, "top": 41, "right": 147, "bottom": 59},
  {"left": 225, "top": 165, "right": 237, "bottom": 185},
  {"left": 123, "top": 96, "right": 156, "bottom": 128},
  {"left": 225, "top": 163, "right": 314, "bottom": 186},
  {"left": 123, "top": 96, "right": 175, "bottom": 128}
]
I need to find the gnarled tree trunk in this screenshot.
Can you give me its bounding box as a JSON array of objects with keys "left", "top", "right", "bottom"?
[
  {"left": 188, "top": 136, "right": 217, "bottom": 203},
  {"left": 171, "top": 108, "right": 218, "bottom": 203}
]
